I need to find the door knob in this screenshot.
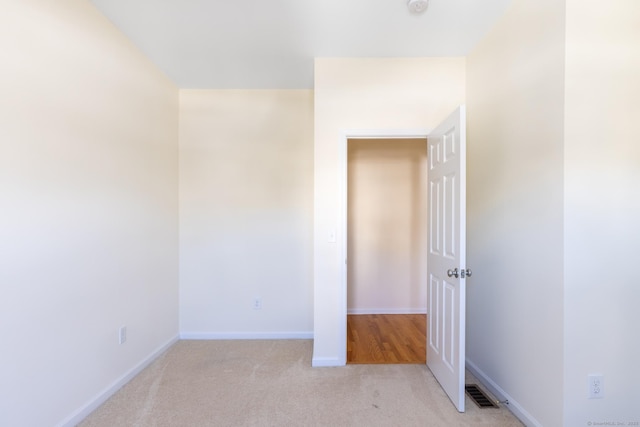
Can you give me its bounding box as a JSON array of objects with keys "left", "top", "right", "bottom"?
[
  {"left": 461, "top": 268, "right": 472, "bottom": 278},
  {"left": 447, "top": 268, "right": 459, "bottom": 278}
]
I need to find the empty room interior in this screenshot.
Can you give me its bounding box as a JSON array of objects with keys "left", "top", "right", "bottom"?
[{"left": 2, "top": 1, "right": 639, "bottom": 426}]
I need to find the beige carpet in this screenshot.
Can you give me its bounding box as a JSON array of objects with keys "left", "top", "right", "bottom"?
[{"left": 79, "top": 340, "right": 523, "bottom": 427}]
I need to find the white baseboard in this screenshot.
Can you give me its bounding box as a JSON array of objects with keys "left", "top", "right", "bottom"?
[
  {"left": 58, "top": 334, "right": 179, "bottom": 427},
  {"left": 347, "top": 308, "right": 427, "bottom": 315},
  {"left": 465, "top": 358, "right": 542, "bottom": 427},
  {"left": 180, "top": 331, "right": 314, "bottom": 340},
  {"left": 312, "top": 356, "right": 345, "bottom": 367}
]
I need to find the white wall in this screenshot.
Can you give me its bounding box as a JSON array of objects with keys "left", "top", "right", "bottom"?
[
  {"left": 465, "top": 0, "right": 565, "bottom": 425},
  {"left": 563, "top": 1, "right": 640, "bottom": 425},
  {"left": 179, "top": 90, "right": 314, "bottom": 338},
  {"left": 0, "top": 1, "right": 179, "bottom": 426},
  {"left": 347, "top": 139, "right": 427, "bottom": 314},
  {"left": 313, "top": 58, "right": 465, "bottom": 365}
]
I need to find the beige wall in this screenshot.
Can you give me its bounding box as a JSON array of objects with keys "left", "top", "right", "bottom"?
[
  {"left": 347, "top": 139, "right": 428, "bottom": 314},
  {"left": 313, "top": 58, "right": 465, "bottom": 365},
  {"left": 0, "top": 1, "right": 179, "bottom": 426},
  {"left": 179, "top": 90, "right": 314, "bottom": 337},
  {"left": 564, "top": 1, "right": 640, "bottom": 424},
  {"left": 466, "top": 0, "right": 565, "bottom": 425}
]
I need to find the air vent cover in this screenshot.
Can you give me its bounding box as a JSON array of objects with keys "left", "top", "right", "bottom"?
[{"left": 465, "top": 384, "right": 499, "bottom": 408}]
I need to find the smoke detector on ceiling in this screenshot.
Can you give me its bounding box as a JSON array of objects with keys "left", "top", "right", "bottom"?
[{"left": 407, "top": 0, "right": 429, "bottom": 14}]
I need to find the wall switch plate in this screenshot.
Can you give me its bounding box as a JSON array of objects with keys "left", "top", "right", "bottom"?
[
  {"left": 119, "top": 326, "right": 127, "bottom": 344},
  {"left": 253, "top": 297, "right": 262, "bottom": 310},
  {"left": 588, "top": 374, "right": 604, "bottom": 399}
]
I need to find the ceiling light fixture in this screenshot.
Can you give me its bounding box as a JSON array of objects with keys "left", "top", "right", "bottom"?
[{"left": 407, "top": 0, "right": 429, "bottom": 14}]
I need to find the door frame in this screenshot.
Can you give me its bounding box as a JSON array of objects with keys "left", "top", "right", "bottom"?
[{"left": 338, "top": 128, "right": 431, "bottom": 365}]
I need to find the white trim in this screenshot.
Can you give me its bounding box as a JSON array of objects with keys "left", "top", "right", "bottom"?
[
  {"left": 466, "top": 358, "right": 542, "bottom": 427},
  {"left": 347, "top": 308, "right": 427, "bottom": 315},
  {"left": 180, "top": 331, "right": 314, "bottom": 340},
  {"left": 341, "top": 129, "right": 431, "bottom": 139},
  {"left": 58, "top": 335, "right": 179, "bottom": 427},
  {"left": 312, "top": 357, "right": 345, "bottom": 367},
  {"left": 338, "top": 129, "right": 430, "bottom": 364}
]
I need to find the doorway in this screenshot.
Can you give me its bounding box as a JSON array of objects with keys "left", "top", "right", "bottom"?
[
  {"left": 345, "top": 137, "right": 428, "bottom": 364},
  {"left": 336, "top": 107, "right": 467, "bottom": 411}
]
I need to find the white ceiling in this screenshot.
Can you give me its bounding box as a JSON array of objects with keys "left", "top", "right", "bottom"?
[{"left": 89, "top": 0, "right": 513, "bottom": 89}]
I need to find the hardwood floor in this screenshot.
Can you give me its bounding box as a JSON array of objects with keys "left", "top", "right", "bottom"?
[{"left": 347, "top": 314, "right": 427, "bottom": 364}]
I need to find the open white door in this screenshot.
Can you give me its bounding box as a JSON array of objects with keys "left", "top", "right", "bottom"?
[{"left": 426, "top": 106, "right": 467, "bottom": 412}]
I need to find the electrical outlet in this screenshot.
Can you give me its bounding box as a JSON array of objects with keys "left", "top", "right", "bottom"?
[
  {"left": 588, "top": 374, "right": 604, "bottom": 399},
  {"left": 119, "top": 326, "right": 127, "bottom": 344},
  {"left": 253, "top": 297, "right": 262, "bottom": 310}
]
